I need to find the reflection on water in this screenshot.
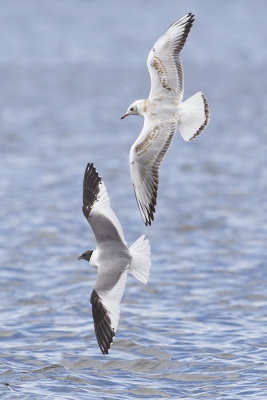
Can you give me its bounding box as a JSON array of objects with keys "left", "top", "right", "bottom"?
[{"left": 0, "top": 0, "right": 266, "bottom": 398}]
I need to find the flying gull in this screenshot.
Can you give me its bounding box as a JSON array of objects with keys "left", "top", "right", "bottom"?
[
  {"left": 121, "top": 13, "right": 209, "bottom": 225},
  {"left": 78, "top": 163, "right": 151, "bottom": 355}
]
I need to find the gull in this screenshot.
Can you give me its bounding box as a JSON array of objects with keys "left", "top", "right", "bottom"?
[
  {"left": 78, "top": 163, "right": 151, "bottom": 355},
  {"left": 121, "top": 13, "right": 209, "bottom": 225}
]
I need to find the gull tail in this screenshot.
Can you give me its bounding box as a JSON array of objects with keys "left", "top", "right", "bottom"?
[
  {"left": 129, "top": 235, "right": 151, "bottom": 284},
  {"left": 177, "top": 92, "right": 209, "bottom": 141}
]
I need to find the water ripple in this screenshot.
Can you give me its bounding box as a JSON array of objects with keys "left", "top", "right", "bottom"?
[{"left": 0, "top": 0, "right": 266, "bottom": 399}]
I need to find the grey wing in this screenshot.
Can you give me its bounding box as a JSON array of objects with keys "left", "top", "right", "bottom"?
[
  {"left": 82, "top": 163, "right": 127, "bottom": 245},
  {"left": 147, "top": 13, "right": 194, "bottom": 101},
  {"left": 91, "top": 268, "right": 128, "bottom": 355},
  {"left": 129, "top": 119, "right": 177, "bottom": 225}
]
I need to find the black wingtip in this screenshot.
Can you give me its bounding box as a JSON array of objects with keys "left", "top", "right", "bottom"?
[
  {"left": 188, "top": 12, "right": 195, "bottom": 20},
  {"left": 84, "top": 163, "right": 101, "bottom": 190},
  {"left": 184, "top": 12, "right": 195, "bottom": 23},
  {"left": 82, "top": 163, "right": 102, "bottom": 220},
  {"left": 90, "top": 290, "right": 115, "bottom": 355},
  {"left": 140, "top": 198, "right": 156, "bottom": 227},
  {"left": 145, "top": 204, "right": 155, "bottom": 226},
  {"left": 133, "top": 172, "right": 158, "bottom": 226},
  {"left": 169, "top": 12, "right": 195, "bottom": 29}
]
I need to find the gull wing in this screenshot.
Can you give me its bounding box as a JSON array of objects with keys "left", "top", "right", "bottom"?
[
  {"left": 91, "top": 267, "right": 128, "bottom": 355},
  {"left": 147, "top": 13, "right": 194, "bottom": 101},
  {"left": 130, "top": 118, "right": 177, "bottom": 225},
  {"left": 82, "top": 163, "right": 127, "bottom": 245}
]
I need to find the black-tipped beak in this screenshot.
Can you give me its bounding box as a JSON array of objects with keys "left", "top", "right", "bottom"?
[
  {"left": 77, "top": 255, "right": 84, "bottom": 261},
  {"left": 121, "top": 113, "right": 128, "bottom": 120}
]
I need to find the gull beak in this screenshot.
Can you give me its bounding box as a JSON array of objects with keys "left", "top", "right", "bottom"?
[
  {"left": 77, "top": 255, "right": 84, "bottom": 260},
  {"left": 121, "top": 113, "right": 129, "bottom": 120}
]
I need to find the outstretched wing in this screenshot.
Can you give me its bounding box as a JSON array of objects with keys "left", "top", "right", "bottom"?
[
  {"left": 130, "top": 118, "right": 177, "bottom": 225},
  {"left": 147, "top": 13, "right": 194, "bottom": 101},
  {"left": 91, "top": 268, "right": 128, "bottom": 355},
  {"left": 82, "top": 163, "right": 127, "bottom": 245}
]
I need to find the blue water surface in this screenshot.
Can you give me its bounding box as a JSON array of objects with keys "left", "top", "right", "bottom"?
[{"left": 0, "top": 0, "right": 266, "bottom": 398}]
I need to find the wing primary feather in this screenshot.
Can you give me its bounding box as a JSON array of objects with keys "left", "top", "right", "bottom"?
[
  {"left": 168, "top": 13, "right": 194, "bottom": 95},
  {"left": 134, "top": 189, "right": 153, "bottom": 226},
  {"left": 97, "top": 323, "right": 111, "bottom": 353},
  {"left": 83, "top": 163, "right": 127, "bottom": 245},
  {"left": 132, "top": 125, "right": 175, "bottom": 225},
  {"left": 101, "top": 319, "right": 115, "bottom": 343},
  {"left": 82, "top": 163, "right": 101, "bottom": 220},
  {"left": 147, "top": 13, "right": 195, "bottom": 99},
  {"left": 168, "top": 13, "right": 195, "bottom": 45},
  {"left": 90, "top": 289, "right": 115, "bottom": 355},
  {"left": 171, "top": 13, "right": 194, "bottom": 54},
  {"left": 94, "top": 324, "right": 106, "bottom": 355}
]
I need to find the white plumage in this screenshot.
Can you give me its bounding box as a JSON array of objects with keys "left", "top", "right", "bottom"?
[
  {"left": 121, "top": 13, "right": 209, "bottom": 225},
  {"left": 78, "top": 163, "right": 151, "bottom": 355}
]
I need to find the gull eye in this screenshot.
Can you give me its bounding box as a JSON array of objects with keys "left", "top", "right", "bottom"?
[{"left": 130, "top": 107, "right": 134, "bottom": 111}]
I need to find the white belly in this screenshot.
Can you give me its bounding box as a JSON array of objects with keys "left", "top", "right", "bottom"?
[{"left": 89, "top": 249, "right": 99, "bottom": 269}]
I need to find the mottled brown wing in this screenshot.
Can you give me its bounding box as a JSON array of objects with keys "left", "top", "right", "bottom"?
[
  {"left": 129, "top": 119, "right": 177, "bottom": 225},
  {"left": 147, "top": 13, "right": 194, "bottom": 101}
]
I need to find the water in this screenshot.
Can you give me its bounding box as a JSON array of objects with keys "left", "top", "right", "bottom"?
[{"left": 0, "top": 0, "right": 266, "bottom": 398}]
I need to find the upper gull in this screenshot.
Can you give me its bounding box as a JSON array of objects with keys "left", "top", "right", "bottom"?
[
  {"left": 78, "top": 163, "right": 151, "bottom": 355},
  {"left": 121, "top": 13, "right": 209, "bottom": 225}
]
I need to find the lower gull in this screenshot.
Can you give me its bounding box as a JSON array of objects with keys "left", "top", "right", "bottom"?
[{"left": 78, "top": 163, "right": 151, "bottom": 355}]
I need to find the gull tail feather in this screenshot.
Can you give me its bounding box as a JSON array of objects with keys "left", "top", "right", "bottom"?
[
  {"left": 177, "top": 92, "right": 209, "bottom": 141},
  {"left": 129, "top": 235, "right": 151, "bottom": 284}
]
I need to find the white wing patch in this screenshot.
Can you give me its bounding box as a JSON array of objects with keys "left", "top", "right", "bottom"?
[
  {"left": 91, "top": 180, "right": 127, "bottom": 245},
  {"left": 97, "top": 269, "right": 128, "bottom": 333},
  {"left": 83, "top": 163, "right": 127, "bottom": 246},
  {"left": 91, "top": 268, "right": 129, "bottom": 355}
]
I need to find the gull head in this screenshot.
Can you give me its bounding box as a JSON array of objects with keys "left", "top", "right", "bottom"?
[
  {"left": 121, "top": 100, "right": 146, "bottom": 119},
  {"left": 77, "top": 249, "right": 93, "bottom": 262}
]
